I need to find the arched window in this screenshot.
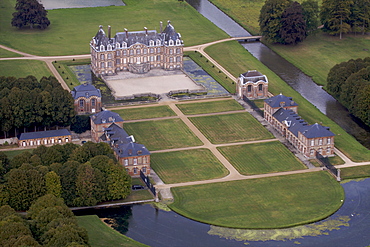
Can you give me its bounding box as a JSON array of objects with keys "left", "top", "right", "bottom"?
[
  {"left": 259, "top": 84, "right": 263, "bottom": 91},
  {"left": 142, "top": 167, "right": 147, "bottom": 173},
  {"left": 176, "top": 56, "right": 181, "bottom": 62},
  {"left": 149, "top": 40, "right": 154, "bottom": 46},
  {"left": 122, "top": 42, "right": 127, "bottom": 48},
  {"left": 156, "top": 39, "right": 161, "bottom": 46},
  {"left": 79, "top": 99, "right": 84, "bottom": 107},
  {"left": 107, "top": 44, "right": 112, "bottom": 51},
  {"left": 136, "top": 49, "right": 141, "bottom": 55},
  {"left": 169, "top": 57, "right": 173, "bottom": 63},
  {"left": 100, "top": 45, "right": 105, "bottom": 51},
  {"left": 91, "top": 98, "right": 96, "bottom": 107},
  {"left": 107, "top": 53, "right": 112, "bottom": 59},
  {"left": 176, "top": 48, "right": 181, "bottom": 54},
  {"left": 133, "top": 167, "right": 138, "bottom": 174},
  {"left": 176, "top": 39, "right": 181, "bottom": 45},
  {"left": 116, "top": 42, "right": 120, "bottom": 49},
  {"left": 100, "top": 62, "right": 105, "bottom": 68},
  {"left": 247, "top": 85, "right": 252, "bottom": 92},
  {"left": 169, "top": 40, "right": 174, "bottom": 46}
]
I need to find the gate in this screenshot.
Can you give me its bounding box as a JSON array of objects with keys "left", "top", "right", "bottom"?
[
  {"left": 316, "top": 153, "right": 341, "bottom": 181},
  {"left": 140, "top": 170, "right": 156, "bottom": 196}
]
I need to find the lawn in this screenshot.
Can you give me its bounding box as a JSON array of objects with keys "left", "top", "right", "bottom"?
[
  {"left": 189, "top": 112, "right": 274, "bottom": 144},
  {"left": 77, "top": 215, "right": 148, "bottom": 247},
  {"left": 1, "top": 149, "right": 32, "bottom": 159},
  {"left": 0, "top": 0, "right": 228, "bottom": 56},
  {"left": 340, "top": 165, "right": 370, "bottom": 180},
  {"left": 123, "top": 119, "right": 203, "bottom": 151},
  {"left": 0, "top": 47, "right": 22, "bottom": 58},
  {"left": 112, "top": 105, "right": 176, "bottom": 121},
  {"left": 218, "top": 141, "right": 306, "bottom": 175},
  {"left": 204, "top": 40, "right": 370, "bottom": 162},
  {"left": 151, "top": 149, "right": 229, "bottom": 184},
  {"left": 53, "top": 59, "right": 91, "bottom": 89},
  {"left": 176, "top": 99, "right": 244, "bottom": 115},
  {"left": 169, "top": 171, "right": 344, "bottom": 229},
  {"left": 0, "top": 60, "right": 52, "bottom": 79}
]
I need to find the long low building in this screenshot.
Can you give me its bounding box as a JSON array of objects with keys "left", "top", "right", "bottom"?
[
  {"left": 264, "top": 94, "right": 335, "bottom": 159},
  {"left": 18, "top": 129, "right": 72, "bottom": 147}
]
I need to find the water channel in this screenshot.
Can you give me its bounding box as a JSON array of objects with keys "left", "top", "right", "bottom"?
[{"left": 186, "top": 0, "right": 370, "bottom": 148}]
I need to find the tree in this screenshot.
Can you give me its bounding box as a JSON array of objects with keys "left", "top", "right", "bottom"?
[
  {"left": 259, "top": 0, "right": 291, "bottom": 43},
  {"left": 74, "top": 163, "right": 97, "bottom": 206},
  {"left": 53, "top": 161, "right": 80, "bottom": 206},
  {"left": 45, "top": 171, "right": 62, "bottom": 198},
  {"left": 106, "top": 165, "right": 131, "bottom": 200},
  {"left": 320, "top": 0, "right": 353, "bottom": 38},
  {"left": 350, "top": 0, "right": 370, "bottom": 34},
  {"left": 11, "top": 0, "right": 50, "bottom": 30},
  {"left": 280, "top": 1, "right": 307, "bottom": 44},
  {"left": 301, "top": 0, "right": 320, "bottom": 33},
  {"left": 70, "top": 115, "right": 91, "bottom": 134}
]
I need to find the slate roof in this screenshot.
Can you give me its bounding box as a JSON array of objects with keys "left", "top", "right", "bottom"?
[
  {"left": 273, "top": 108, "right": 334, "bottom": 139},
  {"left": 71, "top": 83, "right": 101, "bottom": 99},
  {"left": 19, "top": 129, "right": 71, "bottom": 140},
  {"left": 92, "top": 21, "right": 183, "bottom": 52},
  {"left": 240, "top": 70, "right": 268, "bottom": 83},
  {"left": 90, "top": 110, "right": 124, "bottom": 125},
  {"left": 101, "top": 123, "right": 150, "bottom": 158},
  {"left": 264, "top": 94, "right": 298, "bottom": 108}
]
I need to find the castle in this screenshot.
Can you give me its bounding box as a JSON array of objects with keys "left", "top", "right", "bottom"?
[{"left": 90, "top": 21, "right": 184, "bottom": 76}]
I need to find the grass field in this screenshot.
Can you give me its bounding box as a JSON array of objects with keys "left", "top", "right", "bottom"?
[
  {"left": 77, "top": 215, "right": 148, "bottom": 247},
  {"left": 123, "top": 119, "right": 203, "bottom": 151},
  {"left": 176, "top": 99, "right": 244, "bottom": 115},
  {"left": 0, "top": 0, "right": 228, "bottom": 56},
  {"left": 169, "top": 171, "right": 344, "bottom": 229},
  {"left": 112, "top": 105, "right": 176, "bottom": 120},
  {"left": 204, "top": 41, "right": 370, "bottom": 162},
  {"left": 218, "top": 141, "right": 306, "bottom": 175},
  {"left": 151, "top": 149, "right": 229, "bottom": 183},
  {"left": 1, "top": 149, "right": 32, "bottom": 159},
  {"left": 0, "top": 60, "right": 52, "bottom": 79},
  {"left": 341, "top": 165, "right": 370, "bottom": 180},
  {"left": 189, "top": 112, "right": 274, "bottom": 144},
  {"left": 0, "top": 47, "right": 22, "bottom": 58},
  {"left": 53, "top": 59, "right": 91, "bottom": 89}
]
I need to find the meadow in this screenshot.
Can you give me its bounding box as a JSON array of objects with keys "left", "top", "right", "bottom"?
[
  {"left": 0, "top": 47, "right": 22, "bottom": 58},
  {"left": 189, "top": 112, "right": 274, "bottom": 144},
  {"left": 0, "top": 60, "right": 52, "bottom": 80},
  {"left": 123, "top": 119, "right": 203, "bottom": 151},
  {"left": 176, "top": 99, "right": 244, "bottom": 115},
  {"left": 112, "top": 105, "right": 176, "bottom": 120},
  {"left": 218, "top": 141, "right": 306, "bottom": 175},
  {"left": 151, "top": 149, "right": 229, "bottom": 184},
  {"left": 170, "top": 171, "right": 344, "bottom": 229}
]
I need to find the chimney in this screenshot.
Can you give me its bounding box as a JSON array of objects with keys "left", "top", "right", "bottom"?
[
  {"left": 108, "top": 25, "right": 111, "bottom": 40},
  {"left": 124, "top": 28, "right": 128, "bottom": 39},
  {"left": 160, "top": 21, "right": 163, "bottom": 33},
  {"left": 144, "top": 27, "right": 148, "bottom": 35}
]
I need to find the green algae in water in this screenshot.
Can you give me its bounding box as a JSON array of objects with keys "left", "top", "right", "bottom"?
[{"left": 208, "top": 215, "right": 350, "bottom": 242}]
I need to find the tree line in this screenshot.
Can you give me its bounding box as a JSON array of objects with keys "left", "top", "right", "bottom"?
[
  {"left": 0, "top": 195, "right": 88, "bottom": 246},
  {"left": 0, "top": 142, "right": 131, "bottom": 211},
  {"left": 0, "top": 76, "right": 75, "bottom": 138},
  {"left": 327, "top": 57, "right": 370, "bottom": 126},
  {"left": 259, "top": 0, "right": 370, "bottom": 44}
]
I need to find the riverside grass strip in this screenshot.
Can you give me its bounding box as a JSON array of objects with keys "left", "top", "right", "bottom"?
[
  {"left": 0, "top": 0, "right": 228, "bottom": 56},
  {"left": 0, "top": 60, "right": 52, "bottom": 80},
  {"left": 217, "top": 141, "right": 306, "bottom": 175},
  {"left": 176, "top": 99, "right": 244, "bottom": 115},
  {"left": 77, "top": 215, "right": 148, "bottom": 247},
  {"left": 151, "top": 149, "right": 229, "bottom": 184},
  {"left": 169, "top": 171, "right": 344, "bottom": 229},
  {"left": 112, "top": 105, "right": 176, "bottom": 121},
  {"left": 123, "top": 119, "right": 203, "bottom": 151},
  {"left": 204, "top": 41, "right": 370, "bottom": 162},
  {"left": 189, "top": 112, "right": 274, "bottom": 144},
  {"left": 341, "top": 165, "right": 370, "bottom": 180}
]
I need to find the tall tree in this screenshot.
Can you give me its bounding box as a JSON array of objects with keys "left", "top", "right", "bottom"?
[
  {"left": 11, "top": 0, "right": 50, "bottom": 29},
  {"left": 320, "top": 0, "right": 353, "bottom": 38},
  {"left": 350, "top": 0, "right": 370, "bottom": 34},
  {"left": 301, "top": 0, "right": 320, "bottom": 33},
  {"left": 280, "top": 1, "right": 307, "bottom": 44},
  {"left": 74, "top": 163, "right": 97, "bottom": 207},
  {"left": 45, "top": 171, "right": 62, "bottom": 198}
]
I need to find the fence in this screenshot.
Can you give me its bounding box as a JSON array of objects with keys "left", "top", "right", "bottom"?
[
  {"left": 140, "top": 170, "right": 156, "bottom": 196},
  {"left": 316, "top": 153, "right": 341, "bottom": 181}
]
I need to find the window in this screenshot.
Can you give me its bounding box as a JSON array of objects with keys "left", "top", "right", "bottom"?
[
  {"left": 91, "top": 98, "right": 96, "bottom": 107},
  {"left": 150, "top": 56, "right": 154, "bottom": 62},
  {"left": 259, "top": 84, "right": 263, "bottom": 91},
  {"left": 107, "top": 44, "right": 112, "bottom": 51},
  {"left": 157, "top": 55, "right": 161, "bottom": 61},
  {"left": 30, "top": 141, "right": 33, "bottom": 146},
  {"left": 134, "top": 159, "right": 137, "bottom": 165},
  {"left": 156, "top": 40, "right": 161, "bottom": 46},
  {"left": 108, "top": 53, "right": 112, "bottom": 59},
  {"left": 133, "top": 167, "right": 138, "bottom": 174},
  {"left": 124, "top": 159, "right": 128, "bottom": 166},
  {"left": 123, "top": 50, "right": 127, "bottom": 56},
  {"left": 327, "top": 138, "right": 331, "bottom": 144},
  {"left": 130, "top": 49, "right": 134, "bottom": 55},
  {"left": 247, "top": 85, "right": 252, "bottom": 92},
  {"left": 116, "top": 50, "right": 120, "bottom": 56},
  {"left": 37, "top": 140, "right": 40, "bottom": 145},
  {"left": 116, "top": 59, "right": 120, "bottom": 64},
  {"left": 176, "top": 39, "right": 181, "bottom": 45},
  {"left": 169, "top": 40, "right": 174, "bottom": 46},
  {"left": 310, "top": 149, "right": 314, "bottom": 155},
  {"left": 58, "top": 138, "right": 62, "bottom": 143},
  {"left": 79, "top": 99, "right": 84, "bottom": 107},
  {"left": 100, "top": 62, "right": 105, "bottom": 68},
  {"left": 136, "top": 49, "right": 141, "bottom": 55},
  {"left": 169, "top": 49, "right": 173, "bottom": 54},
  {"left": 176, "top": 56, "right": 181, "bottom": 62},
  {"left": 122, "top": 42, "right": 127, "bottom": 48},
  {"left": 44, "top": 139, "right": 47, "bottom": 144},
  {"left": 65, "top": 138, "right": 69, "bottom": 143},
  {"left": 149, "top": 40, "right": 154, "bottom": 46},
  {"left": 143, "top": 49, "right": 147, "bottom": 54},
  {"left": 157, "top": 47, "right": 161, "bottom": 53},
  {"left": 138, "top": 157, "right": 142, "bottom": 164},
  {"left": 311, "top": 140, "right": 314, "bottom": 146},
  {"left": 142, "top": 166, "right": 147, "bottom": 173},
  {"left": 169, "top": 57, "right": 173, "bottom": 63},
  {"left": 116, "top": 43, "right": 120, "bottom": 49},
  {"left": 176, "top": 48, "right": 181, "bottom": 54},
  {"left": 319, "top": 139, "right": 322, "bottom": 145},
  {"left": 150, "top": 48, "right": 154, "bottom": 54},
  {"left": 100, "top": 54, "right": 105, "bottom": 60},
  {"left": 108, "top": 62, "right": 112, "bottom": 68},
  {"left": 123, "top": 58, "right": 127, "bottom": 64}
]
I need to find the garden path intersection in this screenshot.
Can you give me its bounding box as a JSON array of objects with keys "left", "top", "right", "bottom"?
[{"left": 2, "top": 39, "right": 370, "bottom": 198}]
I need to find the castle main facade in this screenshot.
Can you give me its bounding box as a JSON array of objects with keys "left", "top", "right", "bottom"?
[{"left": 90, "top": 21, "right": 184, "bottom": 76}]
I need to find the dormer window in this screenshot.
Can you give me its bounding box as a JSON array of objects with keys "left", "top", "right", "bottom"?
[
  {"left": 176, "top": 39, "right": 181, "bottom": 45},
  {"left": 169, "top": 40, "right": 174, "bottom": 46},
  {"left": 156, "top": 39, "right": 161, "bottom": 46},
  {"left": 85, "top": 92, "right": 89, "bottom": 97},
  {"left": 116, "top": 42, "right": 120, "bottom": 48},
  {"left": 149, "top": 40, "right": 154, "bottom": 46},
  {"left": 122, "top": 42, "right": 127, "bottom": 48},
  {"left": 100, "top": 45, "right": 105, "bottom": 51},
  {"left": 107, "top": 44, "right": 112, "bottom": 51}
]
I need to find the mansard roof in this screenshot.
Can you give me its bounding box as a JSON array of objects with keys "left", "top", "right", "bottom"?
[
  {"left": 19, "top": 129, "right": 71, "bottom": 140},
  {"left": 264, "top": 94, "right": 298, "bottom": 108},
  {"left": 92, "top": 21, "right": 183, "bottom": 52},
  {"left": 114, "top": 141, "right": 150, "bottom": 158},
  {"left": 90, "top": 110, "right": 124, "bottom": 125},
  {"left": 240, "top": 70, "right": 267, "bottom": 84},
  {"left": 71, "top": 83, "right": 101, "bottom": 99},
  {"left": 273, "top": 108, "right": 334, "bottom": 139}
]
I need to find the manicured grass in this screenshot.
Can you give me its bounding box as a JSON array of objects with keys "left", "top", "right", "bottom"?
[
  {"left": 0, "top": 0, "right": 228, "bottom": 56},
  {"left": 151, "top": 149, "right": 229, "bottom": 184},
  {"left": 204, "top": 41, "right": 370, "bottom": 162},
  {"left": 189, "top": 112, "right": 274, "bottom": 144},
  {"left": 169, "top": 171, "right": 344, "bottom": 229},
  {"left": 53, "top": 59, "right": 91, "bottom": 89},
  {"left": 185, "top": 52, "right": 236, "bottom": 93},
  {"left": 1, "top": 149, "right": 32, "bottom": 159},
  {"left": 176, "top": 99, "right": 244, "bottom": 115},
  {"left": 0, "top": 60, "right": 52, "bottom": 79},
  {"left": 340, "top": 165, "right": 370, "bottom": 180},
  {"left": 77, "top": 215, "right": 148, "bottom": 247},
  {"left": 123, "top": 119, "right": 203, "bottom": 151},
  {"left": 0, "top": 47, "right": 22, "bottom": 58},
  {"left": 112, "top": 105, "right": 176, "bottom": 120},
  {"left": 218, "top": 141, "right": 306, "bottom": 175}
]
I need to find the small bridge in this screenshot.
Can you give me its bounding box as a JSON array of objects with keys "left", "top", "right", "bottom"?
[{"left": 231, "top": 36, "right": 262, "bottom": 42}]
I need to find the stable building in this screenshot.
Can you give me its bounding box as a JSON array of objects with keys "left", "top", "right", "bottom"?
[
  {"left": 71, "top": 83, "right": 102, "bottom": 114},
  {"left": 264, "top": 94, "right": 335, "bottom": 158},
  {"left": 18, "top": 129, "right": 72, "bottom": 147},
  {"left": 90, "top": 20, "right": 184, "bottom": 76},
  {"left": 90, "top": 110, "right": 124, "bottom": 142},
  {"left": 237, "top": 70, "right": 268, "bottom": 99}
]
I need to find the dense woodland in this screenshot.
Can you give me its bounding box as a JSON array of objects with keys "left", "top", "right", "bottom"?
[
  {"left": 0, "top": 142, "right": 131, "bottom": 211},
  {"left": 259, "top": 0, "right": 370, "bottom": 44},
  {"left": 327, "top": 57, "right": 370, "bottom": 126},
  {"left": 0, "top": 195, "right": 88, "bottom": 246},
  {"left": 0, "top": 76, "right": 75, "bottom": 138}
]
